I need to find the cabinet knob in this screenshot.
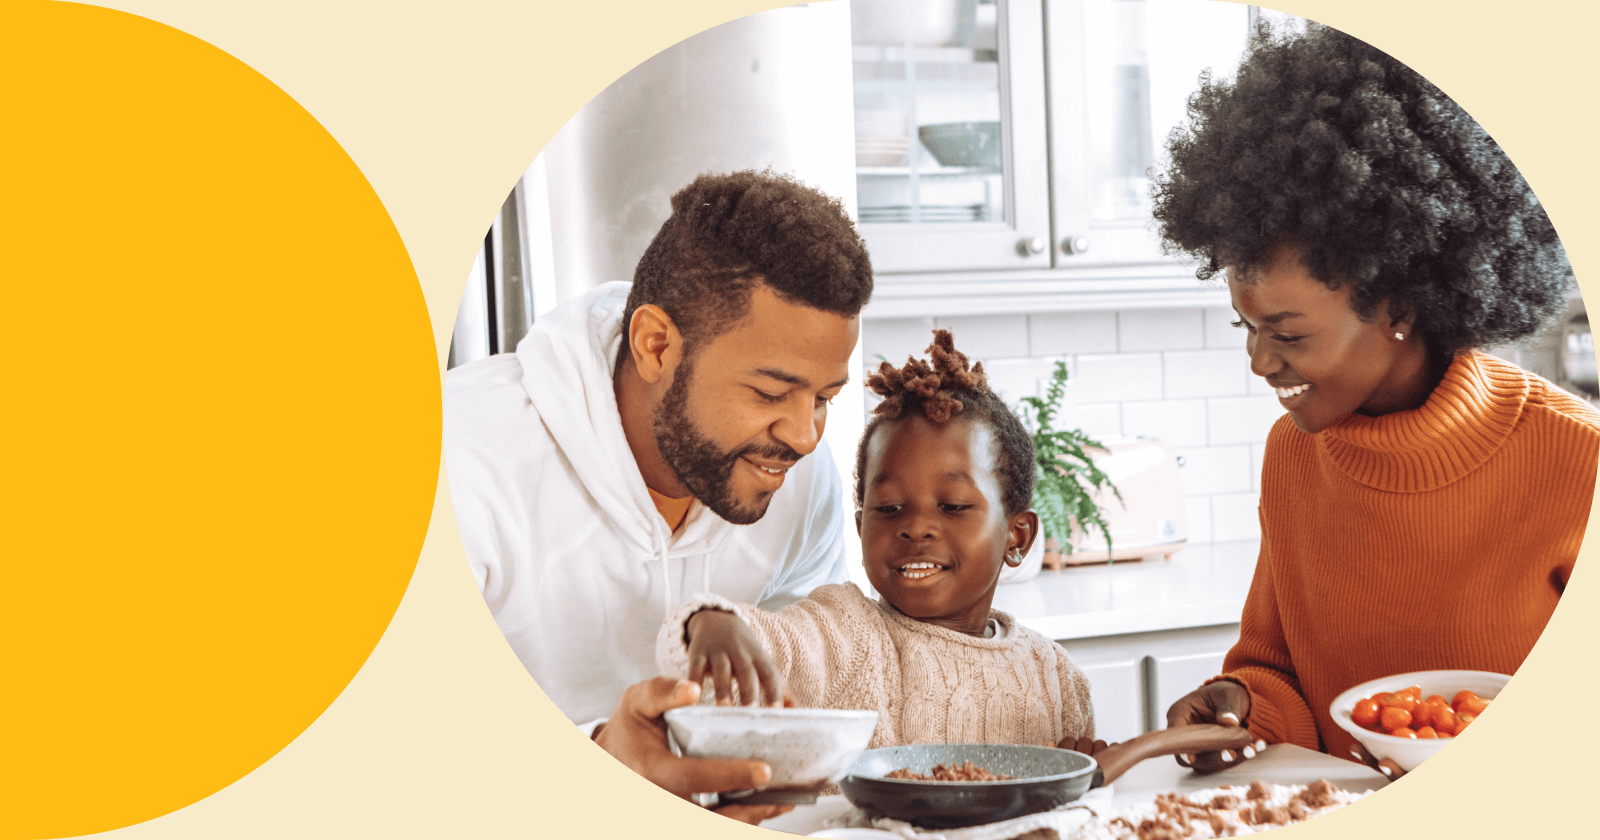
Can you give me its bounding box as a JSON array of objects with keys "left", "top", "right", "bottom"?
[
  {"left": 1019, "top": 236, "right": 1047, "bottom": 256},
  {"left": 1062, "top": 236, "right": 1090, "bottom": 256}
]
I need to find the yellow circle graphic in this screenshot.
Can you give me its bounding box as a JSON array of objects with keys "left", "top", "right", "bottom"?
[{"left": 1, "top": 3, "right": 439, "bottom": 837}]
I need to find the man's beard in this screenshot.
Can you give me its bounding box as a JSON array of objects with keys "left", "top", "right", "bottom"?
[{"left": 652, "top": 357, "right": 802, "bottom": 525}]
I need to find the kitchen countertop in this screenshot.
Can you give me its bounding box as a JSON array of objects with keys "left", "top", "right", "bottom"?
[
  {"left": 990, "top": 539, "right": 1260, "bottom": 641},
  {"left": 761, "top": 743, "right": 1388, "bottom": 836}
]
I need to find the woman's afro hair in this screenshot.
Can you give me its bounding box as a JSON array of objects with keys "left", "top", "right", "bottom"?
[
  {"left": 1151, "top": 21, "right": 1571, "bottom": 353},
  {"left": 854, "top": 330, "right": 1036, "bottom": 518},
  {"left": 621, "top": 169, "right": 873, "bottom": 360}
]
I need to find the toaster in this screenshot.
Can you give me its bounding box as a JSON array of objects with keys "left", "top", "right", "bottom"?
[{"left": 1060, "top": 436, "right": 1187, "bottom": 564}]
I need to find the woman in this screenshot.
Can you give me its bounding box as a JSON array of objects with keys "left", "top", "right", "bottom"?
[{"left": 1151, "top": 22, "right": 1598, "bottom": 776}]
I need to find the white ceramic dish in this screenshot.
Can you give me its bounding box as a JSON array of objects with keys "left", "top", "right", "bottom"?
[
  {"left": 1328, "top": 669, "right": 1509, "bottom": 771},
  {"left": 663, "top": 706, "right": 879, "bottom": 789}
]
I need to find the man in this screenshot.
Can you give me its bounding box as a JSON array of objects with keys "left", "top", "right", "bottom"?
[{"left": 443, "top": 170, "right": 873, "bottom": 819}]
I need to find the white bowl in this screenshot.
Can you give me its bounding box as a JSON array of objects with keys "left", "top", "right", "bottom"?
[
  {"left": 664, "top": 706, "right": 879, "bottom": 789},
  {"left": 1329, "top": 669, "right": 1510, "bottom": 772}
]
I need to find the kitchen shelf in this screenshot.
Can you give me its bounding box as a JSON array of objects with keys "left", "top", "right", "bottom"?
[
  {"left": 863, "top": 265, "right": 1231, "bottom": 318},
  {"left": 857, "top": 165, "right": 998, "bottom": 177}
]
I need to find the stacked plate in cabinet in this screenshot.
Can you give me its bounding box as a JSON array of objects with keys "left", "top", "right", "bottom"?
[{"left": 855, "top": 110, "right": 909, "bottom": 167}]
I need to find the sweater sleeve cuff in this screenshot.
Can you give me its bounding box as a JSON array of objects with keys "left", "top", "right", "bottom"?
[
  {"left": 654, "top": 592, "right": 750, "bottom": 678},
  {"left": 1210, "top": 670, "right": 1320, "bottom": 751}
]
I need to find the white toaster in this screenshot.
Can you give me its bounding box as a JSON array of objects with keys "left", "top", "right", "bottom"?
[{"left": 1062, "top": 436, "right": 1187, "bottom": 564}]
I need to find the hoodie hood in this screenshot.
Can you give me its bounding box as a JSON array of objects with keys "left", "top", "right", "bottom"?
[{"left": 517, "top": 282, "right": 733, "bottom": 564}]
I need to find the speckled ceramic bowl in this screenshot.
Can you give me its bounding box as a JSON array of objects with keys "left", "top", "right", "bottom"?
[
  {"left": 1330, "top": 669, "right": 1510, "bottom": 772},
  {"left": 663, "top": 706, "right": 879, "bottom": 789},
  {"left": 840, "top": 743, "right": 1097, "bottom": 828}
]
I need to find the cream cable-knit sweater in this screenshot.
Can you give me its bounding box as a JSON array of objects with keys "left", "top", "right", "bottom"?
[{"left": 656, "top": 583, "right": 1095, "bottom": 748}]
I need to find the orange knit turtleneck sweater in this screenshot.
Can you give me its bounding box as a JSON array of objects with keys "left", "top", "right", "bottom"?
[{"left": 1223, "top": 351, "right": 1599, "bottom": 760}]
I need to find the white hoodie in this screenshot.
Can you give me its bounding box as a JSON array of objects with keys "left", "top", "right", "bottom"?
[{"left": 443, "top": 282, "right": 850, "bottom": 725}]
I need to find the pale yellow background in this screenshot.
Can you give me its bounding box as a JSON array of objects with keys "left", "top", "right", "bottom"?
[{"left": 70, "top": 1, "right": 1594, "bottom": 837}]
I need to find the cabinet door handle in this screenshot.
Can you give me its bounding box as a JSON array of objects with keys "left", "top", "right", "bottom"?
[
  {"left": 1062, "top": 236, "right": 1091, "bottom": 256},
  {"left": 1019, "top": 236, "right": 1047, "bottom": 256}
]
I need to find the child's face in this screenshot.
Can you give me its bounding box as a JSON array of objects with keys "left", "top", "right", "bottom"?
[{"left": 856, "top": 415, "right": 1034, "bottom": 636}]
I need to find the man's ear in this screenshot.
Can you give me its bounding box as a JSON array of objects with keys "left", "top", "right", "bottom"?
[
  {"left": 627, "top": 304, "right": 683, "bottom": 385},
  {"left": 854, "top": 509, "right": 863, "bottom": 537}
]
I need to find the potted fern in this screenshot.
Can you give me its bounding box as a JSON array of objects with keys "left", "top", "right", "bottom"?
[{"left": 1017, "top": 361, "right": 1119, "bottom": 567}]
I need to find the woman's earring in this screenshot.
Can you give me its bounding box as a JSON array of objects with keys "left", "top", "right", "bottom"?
[{"left": 1394, "top": 332, "right": 1405, "bottom": 341}]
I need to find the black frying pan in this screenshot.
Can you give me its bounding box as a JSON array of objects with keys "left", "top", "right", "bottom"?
[{"left": 838, "top": 744, "right": 1097, "bottom": 829}]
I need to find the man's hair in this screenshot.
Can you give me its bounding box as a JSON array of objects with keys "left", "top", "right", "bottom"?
[
  {"left": 618, "top": 170, "right": 873, "bottom": 365},
  {"left": 855, "top": 330, "right": 1036, "bottom": 518},
  {"left": 1151, "top": 22, "right": 1570, "bottom": 353}
]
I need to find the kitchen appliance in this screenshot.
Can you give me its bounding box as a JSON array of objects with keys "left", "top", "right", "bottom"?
[{"left": 1063, "top": 436, "right": 1187, "bottom": 564}]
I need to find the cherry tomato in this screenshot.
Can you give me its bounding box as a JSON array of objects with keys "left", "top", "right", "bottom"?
[
  {"left": 1412, "top": 703, "right": 1433, "bottom": 728},
  {"left": 1455, "top": 711, "right": 1477, "bottom": 731},
  {"left": 1432, "top": 706, "right": 1458, "bottom": 736},
  {"left": 1378, "top": 693, "right": 1418, "bottom": 714},
  {"left": 1457, "top": 693, "right": 1490, "bottom": 716},
  {"left": 1396, "top": 686, "right": 1422, "bottom": 700},
  {"left": 1372, "top": 692, "right": 1396, "bottom": 705},
  {"left": 1379, "top": 706, "right": 1413, "bottom": 731},
  {"left": 1424, "top": 694, "right": 1449, "bottom": 706},
  {"left": 1415, "top": 726, "right": 1439, "bottom": 739},
  {"left": 1352, "top": 699, "right": 1381, "bottom": 727},
  {"left": 1388, "top": 726, "right": 1419, "bottom": 739}
]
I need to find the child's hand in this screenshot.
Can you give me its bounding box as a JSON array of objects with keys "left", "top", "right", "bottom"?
[{"left": 685, "top": 609, "right": 787, "bottom": 707}]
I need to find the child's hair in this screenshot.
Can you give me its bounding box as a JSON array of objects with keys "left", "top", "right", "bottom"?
[{"left": 853, "top": 330, "right": 1036, "bottom": 517}]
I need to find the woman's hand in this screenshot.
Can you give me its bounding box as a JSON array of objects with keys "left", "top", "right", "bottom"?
[
  {"left": 1165, "top": 680, "right": 1253, "bottom": 774},
  {"left": 1348, "top": 741, "right": 1405, "bottom": 781},
  {"left": 685, "top": 609, "right": 787, "bottom": 707}
]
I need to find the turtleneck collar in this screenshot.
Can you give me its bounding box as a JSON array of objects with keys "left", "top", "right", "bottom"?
[{"left": 1316, "top": 351, "right": 1529, "bottom": 492}]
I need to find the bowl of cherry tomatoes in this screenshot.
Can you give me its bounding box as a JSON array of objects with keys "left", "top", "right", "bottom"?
[{"left": 1329, "top": 670, "right": 1509, "bottom": 772}]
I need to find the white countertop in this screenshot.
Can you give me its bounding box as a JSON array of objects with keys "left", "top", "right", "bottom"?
[
  {"left": 762, "top": 744, "right": 1387, "bottom": 836},
  {"left": 990, "top": 539, "right": 1260, "bottom": 641}
]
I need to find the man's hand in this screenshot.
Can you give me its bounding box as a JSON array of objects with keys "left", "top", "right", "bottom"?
[
  {"left": 686, "top": 609, "right": 786, "bottom": 707},
  {"left": 1164, "top": 680, "right": 1254, "bottom": 775},
  {"left": 594, "top": 677, "right": 776, "bottom": 797}
]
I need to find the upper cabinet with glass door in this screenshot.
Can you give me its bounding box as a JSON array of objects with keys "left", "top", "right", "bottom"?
[
  {"left": 851, "top": 0, "right": 1051, "bottom": 273},
  {"left": 1046, "top": 0, "right": 1249, "bottom": 266},
  {"left": 854, "top": 0, "right": 1252, "bottom": 277}
]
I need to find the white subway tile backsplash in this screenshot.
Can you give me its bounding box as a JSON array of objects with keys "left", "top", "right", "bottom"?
[
  {"left": 1246, "top": 372, "right": 1276, "bottom": 396},
  {"left": 984, "top": 357, "right": 1066, "bottom": 404},
  {"left": 863, "top": 317, "right": 937, "bottom": 367},
  {"left": 1163, "top": 350, "right": 1249, "bottom": 399},
  {"left": 1119, "top": 309, "right": 1205, "bottom": 353},
  {"left": 1063, "top": 403, "right": 1122, "bottom": 441},
  {"left": 1203, "top": 305, "right": 1248, "bottom": 349},
  {"left": 1182, "top": 495, "right": 1213, "bottom": 545},
  {"left": 1207, "top": 396, "right": 1286, "bottom": 446},
  {"left": 1121, "top": 399, "right": 1208, "bottom": 448},
  {"left": 1074, "top": 353, "right": 1163, "bottom": 403},
  {"left": 1211, "top": 492, "right": 1262, "bottom": 542},
  {"left": 1030, "top": 311, "right": 1118, "bottom": 356},
  {"left": 1173, "top": 445, "right": 1251, "bottom": 496},
  {"left": 935, "top": 314, "right": 1030, "bottom": 360},
  {"left": 1250, "top": 443, "right": 1266, "bottom": 492}
]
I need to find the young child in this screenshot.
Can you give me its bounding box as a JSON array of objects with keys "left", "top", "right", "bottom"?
[{"left": 656, "top": 331, "right": 1256, "bottom": 778}]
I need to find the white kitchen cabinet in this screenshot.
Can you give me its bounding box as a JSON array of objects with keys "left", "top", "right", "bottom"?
[
  {"left": 851, "top": 0, "right": 1052, "bottom": 273},
  {"left": 1058, "top": 622, "right": 1240, "bottom": 741},
  {"left": 1074, "top": 655, "right": 1144, "bottom": 743},
  {"left": 855, "top": 0, "right": 1256, "bottom": 317}
]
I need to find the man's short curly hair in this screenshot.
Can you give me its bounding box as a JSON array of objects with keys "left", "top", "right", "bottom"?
[
  {"left": 854, "top": 330, "right": 1036, "bottom": 518},
  {"left": 619, "top": 170, "right": 873, "bottom": 364},
  {"left": 1151, "top": 22, "right": 1570, "bottom": 354}
]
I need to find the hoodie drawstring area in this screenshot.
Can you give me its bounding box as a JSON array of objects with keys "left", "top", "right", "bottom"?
[{"left": 655, "top": 526, "right": 716, "bottom": 620}]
